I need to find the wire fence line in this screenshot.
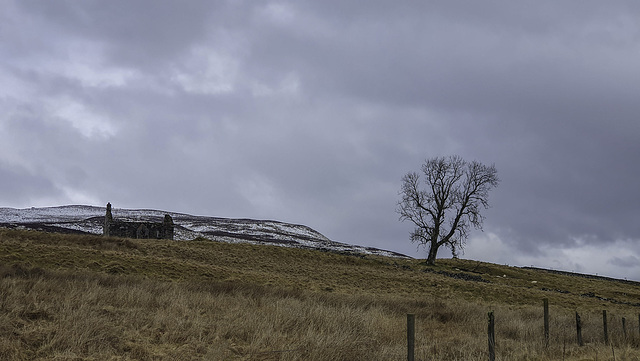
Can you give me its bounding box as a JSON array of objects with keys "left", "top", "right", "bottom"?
[{"left": 406, "top": 299, "right": 640, "bottom": 361}]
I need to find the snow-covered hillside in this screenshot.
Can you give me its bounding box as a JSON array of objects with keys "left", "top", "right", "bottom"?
[{"left": 0, "top": 205, "right": 409, "bottom": 258}]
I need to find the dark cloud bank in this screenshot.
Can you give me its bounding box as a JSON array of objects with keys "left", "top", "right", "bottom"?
[{"left": 1, "top": 1, "right": 639, "bottom": 280}]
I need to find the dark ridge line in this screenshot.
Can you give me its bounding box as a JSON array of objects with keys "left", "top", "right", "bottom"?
[
  {"left": 522, "top": 266, "right": 640, "bottom": 286},
  {"left": 0, "top": 223, "right": 92, "bottom": 235}
]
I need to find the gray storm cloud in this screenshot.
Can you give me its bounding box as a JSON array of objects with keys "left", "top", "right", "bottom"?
[{"left": 1, "top": 0, "right": 639, "bottom": 280}]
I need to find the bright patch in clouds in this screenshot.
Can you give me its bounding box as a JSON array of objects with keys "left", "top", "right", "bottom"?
[
  {"left": 56, "top": 40, "right": 137, "bottom": 88},
  {"left": 12, "top": 38, "right": 137, "bottom": 89},
  {"left": 65, "top": 62, "right": 137, "bottom": 88},
  {"left": 46, "top": 97, "right": 118, "bottom": 139},
  {"left": 60, "top": 187, "right": 101, "bottom": 206}
]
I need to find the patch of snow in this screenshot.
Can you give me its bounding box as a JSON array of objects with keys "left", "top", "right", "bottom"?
[{"left": 0, "top": 205, "right": 410, "bottom": 259}]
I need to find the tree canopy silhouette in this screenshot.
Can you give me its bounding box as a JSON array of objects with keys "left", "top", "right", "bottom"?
[{"left": 397, "top": 155, "right": 499, "bottom": 265}]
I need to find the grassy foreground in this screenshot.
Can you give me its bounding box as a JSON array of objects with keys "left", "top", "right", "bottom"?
[{"left": 1, "top": 228, "right": 639, "bottom": 360}]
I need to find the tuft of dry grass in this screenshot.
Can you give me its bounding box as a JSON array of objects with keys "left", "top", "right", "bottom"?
[{"left": 1, "top": 228, "right": 640, "bottom": 360}]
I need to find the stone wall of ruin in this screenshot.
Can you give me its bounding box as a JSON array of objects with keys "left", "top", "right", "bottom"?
[{"left": 103, "top": 203, "right": 174, "bottom": 240}]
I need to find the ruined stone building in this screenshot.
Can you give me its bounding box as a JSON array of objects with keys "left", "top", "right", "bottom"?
[{"left": 103, "top": 203, "right": 174, "bottom": 240}]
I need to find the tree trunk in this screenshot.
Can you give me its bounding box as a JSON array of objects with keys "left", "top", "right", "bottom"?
[{"left": 426, "top": 242, "right": 439, "bottom": 265}]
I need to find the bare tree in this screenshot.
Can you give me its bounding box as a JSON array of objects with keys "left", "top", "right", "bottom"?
[{"left": 397, "top": 155, "right": 499, "bottom": 265}]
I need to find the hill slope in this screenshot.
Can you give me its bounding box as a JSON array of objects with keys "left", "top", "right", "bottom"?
[
  {"left": 0, "top": 205, "right": 407, "bottom": 258},
  {"left": 1, "top": 228, "right": 640, "bottom": 360},
  {"left": 0, "top": 227, "right": 638, "bottom": 307}
]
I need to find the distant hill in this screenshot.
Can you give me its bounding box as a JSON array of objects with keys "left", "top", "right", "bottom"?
[{"left": 0, "top": 205, "right": 409, "bottom": 258}]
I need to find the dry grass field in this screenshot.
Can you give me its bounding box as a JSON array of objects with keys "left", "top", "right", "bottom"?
[{"left": 1, "top": 228, "right": 639, "bottom": 360}]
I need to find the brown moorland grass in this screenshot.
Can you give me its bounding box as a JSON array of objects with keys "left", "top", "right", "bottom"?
[{"left": 1, "top": 228, "right": 639, "bottom": 360}]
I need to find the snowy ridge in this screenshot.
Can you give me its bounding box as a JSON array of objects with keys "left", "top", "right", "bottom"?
[{"left": 0, "top": 205, "right": 409, "bottom": 258}]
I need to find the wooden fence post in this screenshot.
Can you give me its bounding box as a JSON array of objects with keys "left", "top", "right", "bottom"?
[
  {"left": 543, "top": 298, "right": 549, "bottom": 346},
  {"left": 488, "top": 311, "right": 496, "bottom": 361},
  {"left": 407, "top": 314, "right": 415, "bottom": 361},
  {"left": 576, "top": 311, "right": 584, "bottom": 347},
  {"left": 622, "top": 317, "right": 627, "bottom": 341},
  {"left": 603, "top": 310, "right": 609, "bottom": 345}
]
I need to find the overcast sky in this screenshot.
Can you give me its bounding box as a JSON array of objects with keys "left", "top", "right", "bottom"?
[{"left": 2, "top": 1, "right": 639, "bottom": 280}]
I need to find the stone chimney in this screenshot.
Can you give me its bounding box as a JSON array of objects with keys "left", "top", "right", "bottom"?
[
  {"left": 163, "top": 214, "right": 174, "bottom": 240},
  {"left": 103, "top": 202, "right": 113, "bottom": 236}
]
